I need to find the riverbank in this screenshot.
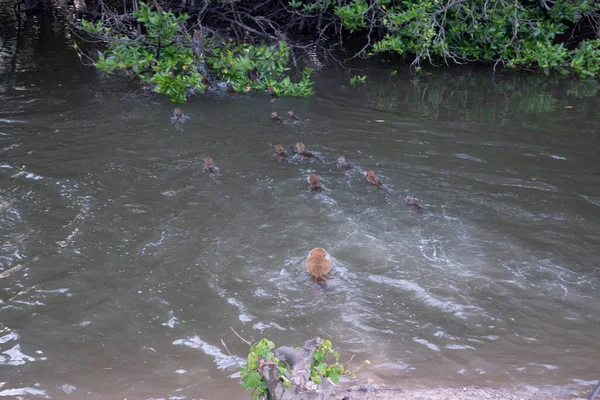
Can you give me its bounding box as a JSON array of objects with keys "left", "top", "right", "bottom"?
[{"left": 336, "top": 385, "right": 583, "bottom": 400}]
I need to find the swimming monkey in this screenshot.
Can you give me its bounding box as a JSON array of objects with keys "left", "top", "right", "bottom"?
[
  {"left": 306, "top": 248, "right": 332, "bottom": 278},
  {"left": 405, "top": 195, "right": 423, "bottom": 210},
  {"left": 274, "top": 144, "right": 287, "bottom": 158},
  {"left": 268, "top": 85, "right": 278, "bottom": 99},
  {"left": 204, "top": 156, "right": 216, "bottom": 173},
  {"left": 294, "top": 142, "right": 318, "bottom": 159},
  {"left": 337, "top": 156, "right": 352, "bottom": 170},
  {"left": 308, "top": 173, "right": 322, "bottom": 192},
  {"left": 172, "top": 108, "right": 183, "bottom": 120},
  {"left": 365, "top": 169, "right": 382, "bottom": 188},
  {"left": 270, "top": 112, "right": 283, "bottom": 123}
]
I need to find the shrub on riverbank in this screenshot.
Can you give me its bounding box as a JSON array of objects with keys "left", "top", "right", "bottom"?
[
  {"left": 335, "top": 0, "right": 600, "bottom": 77},
  {"left": 76, "top": 2, "right": 313, "bottom": 102},
  {"left": 72, "top": 0, "right": 600, "bottom": 102}
]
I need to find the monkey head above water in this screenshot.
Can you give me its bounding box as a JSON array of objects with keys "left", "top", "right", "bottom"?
[
  {"left": 405, "top": 195, "right": 423, "bottom": 210},
  {"left": 270, "top": 112, "right": 283, "bottom": 123},
  {"left": 307, "top": 173, "right": 322, "bottom": 192},
  {"left": 226, "top": 82, "right": 237, "bottom": 96},
  {"left": 247, "top": 67, "right": 260, "bottom": 83},
  {"left": 294, "top": 142, "right": 306, "bottom": 154},
  {"left": 268, "top": 85, "right": 278, "bottom": 99},
  {"left": 305, "top": 248, "right": 332, "bottom": 278},
  {"left": 274, "top": 144, "right": 286, "bottom": 158},
  {"left": 204, "top": 156, "right": 216, "bottom": 173},
  {"left": 336, "top": 156, "right": 352, "bottom": 170},
  {"left": 172, "top": 108, "right": 183, "bottom": 120},
  {"left": 293, "top": 142, "right": 317, "bottom": 159},
  {"left": 365, "top": 169, "right": 382, "bottom": 188},
  {"left": 287, "top": 110, "right": 300, "bottom": 122}
]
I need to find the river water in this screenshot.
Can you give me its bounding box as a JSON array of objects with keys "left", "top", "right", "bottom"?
[{"left": 1, "top": 12, "right": 600, "bottom": 400}]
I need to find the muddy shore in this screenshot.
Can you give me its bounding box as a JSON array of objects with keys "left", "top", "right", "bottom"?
[{"left": 336, "top": 385, "right": 586, "bottom": 400}]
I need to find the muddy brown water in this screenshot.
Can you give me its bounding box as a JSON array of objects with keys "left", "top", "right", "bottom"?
[{"left": 1, "top": 10, "right": 600, "bottom": 400}]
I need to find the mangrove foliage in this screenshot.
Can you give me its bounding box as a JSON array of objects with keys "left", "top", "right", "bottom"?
[{"left": 62, "top": 0, "right": 600, "bottom": 102}]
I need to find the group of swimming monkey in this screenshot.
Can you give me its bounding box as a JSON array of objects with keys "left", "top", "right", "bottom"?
[{"left": 172, "top": 107, "right": 424, "bottom": 281}]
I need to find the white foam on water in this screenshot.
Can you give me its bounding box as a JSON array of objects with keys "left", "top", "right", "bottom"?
[
  {"left": 412, "top": 337, "right": 440, "bottom": 352},
  {"left": 481, "top": 335, "right": 500, "bottom": 341},
  {"left": 10, "top": 171, "right": 44, "bottom": 181},
  {"left": 0, "top": 387, "right": 48, "bottom": 397},
  {"left": 0, "top": 332, "right": 19, "bottom": 344},
  {"left": 253, "top": 321, "right": 286, "bottom": 331},
  {"left": 455, "top": 154, "right": 486, "bottom": 163},
  {"left": 581, "top": 195, "right": 600, "bottom": 207},
  {"left": 60, "top": 384, "right": 76, "bottom": 394},
  {"left": 227, "top": 297, "right": 255, "bottom": 323},
  {"left": 173, "top": 336, "right": 245, "bottom": 370},
  {"left": 0, "top": 344, "right": 37, "bottom": 366},
  {"left": 35, "top": 288, "right": 69, "bottom": 294},
  {"left": 162, "top": 311, "right": 180, "bottom": 328},
  {"left": 445, "top": 344, "right": 476, "bottom": 350},
  {"left": 368, "top": 275, "right": 475, "bottom": 314}
]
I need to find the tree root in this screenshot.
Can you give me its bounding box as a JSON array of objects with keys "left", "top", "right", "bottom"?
[{"left": 260, "top": 337, "right": 337, "bottom": 400}]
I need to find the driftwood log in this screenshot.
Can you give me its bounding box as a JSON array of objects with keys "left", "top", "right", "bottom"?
[{"left": 260, "top": 337, "right": 337, "bottom": 400}]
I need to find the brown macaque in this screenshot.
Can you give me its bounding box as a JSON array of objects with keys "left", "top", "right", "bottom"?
[
  {"left": 336, "top": 156, "right": 351, "bottom": 170},
  {"left": 274, "top": 144, "right": 286, "bottom": 158},
  {"left": 293, "top": 142, "right": 317, "bottom": 159},
  {"left": 295, "top": 142, "right": 307, "bottom": 154},
  {"left": 306, "top": 248, "right": 332, "bottom": 278},
  {"left": 226, "top": 82, "right": 236, "bottom": 96},
  {"left": 247, "top": 67, "right": 260, "bottom": 83},
  {"left": 405, "top": 195, "right": 423, "bottom": 210},
  {"left": 270, "top": 112, "right": 283, "bottom": 123},
  {"left": 201, "top": 75, "right": 212, "bottom": 91},
  {"left": 365, "top": 169, "right": 382, "bottom": 188},
  {"left": 193, "top": 29, "right": 202, "bottom": 43},
  {"left": 204, "top": 156, "right": 216, "bottom": 173},
  {"left": 287, "top": 110, "right": 300, "bottom": 122},
  {"left": 172, "top": 108, "right": 183, "bottom": 120},
  {"left": 308, "top": 173, "right": 322, "bottom": 192},
  {"left": 268, "top": 85, "right": 278, "bottom": 99}
]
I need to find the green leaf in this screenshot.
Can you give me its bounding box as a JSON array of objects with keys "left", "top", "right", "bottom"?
[
  {"left": 247, "top": 352, "right": 259, "bottom": 370},
  {"left": 241, "top": 371, "right": 262, "bottom": 389},
  {"left": 328, "top": 371, "right": 339, "bottom": 384},
  {"left": 316, "top": 362, "right": 327, "bottom": 373}
]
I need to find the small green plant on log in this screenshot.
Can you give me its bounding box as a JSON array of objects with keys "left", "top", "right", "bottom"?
[
  {"left": 240, "top": 337, "right": 368, "bottom": 400},
  {"left": 240, "top": 339, "right": 279, "bottom": 399},
  {"left": 310, "top": 339, "right": 344, "bottom": 384}
]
